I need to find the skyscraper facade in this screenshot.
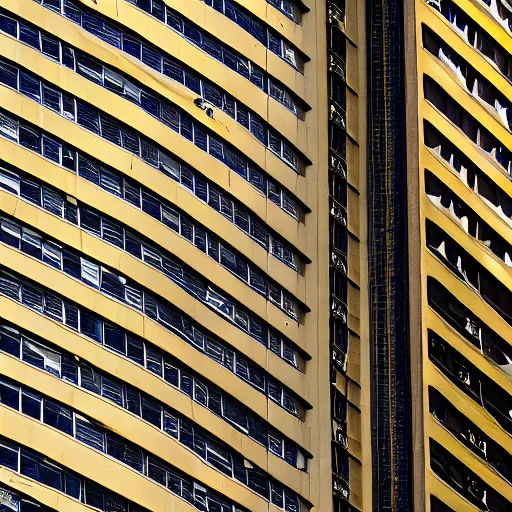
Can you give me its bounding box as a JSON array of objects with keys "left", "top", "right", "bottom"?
[
  {"left": 0, "top": 0, "right": 508, "bottom": 511},
  {"left": 409, "top": 0, "right": 512, "bottom": 509},
  {"left": 0, "top": 0, "right": 369, "bottom": 511}
]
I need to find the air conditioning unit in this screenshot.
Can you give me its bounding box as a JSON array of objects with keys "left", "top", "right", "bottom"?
[{"left": 194, "top": 97, "right": 215, "bottom": 118}]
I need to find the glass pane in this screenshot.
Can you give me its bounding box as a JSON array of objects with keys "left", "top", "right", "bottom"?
[
  {"left": 19, "top": 72, "right": 41, "bottom": 102},
  {"left": 22, "top": 339, "right": 61, "bottom": 376},
  {"left": 19, "top": 126, "right": 41, "bottom": 153},
  {"left": 0, "top": 113, "right": 17, "bottom": 141},
  {"left": 0, "top": 442, "right": 18, "bottom": 470},
  {"left": 22, "top": 390, "right": 42, "bottom": 420},
  {"left": 76, "top": 415, "right": 105, "bottom": 452},
  {"left": 0, "top": 379, "right": 19, "bottom": 410},
  {"left": 43, "top": 400, "right": 73, "bottom": 435}
]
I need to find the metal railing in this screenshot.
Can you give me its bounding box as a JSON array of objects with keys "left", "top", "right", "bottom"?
[
  {"left": 330, "top": 149, "right": 348, "bottom": 178},
  {"left": 330, "top": 101, "right": 347, "bottom": 130},
  {"left": 328, "top": 50, "right": 346, "bottom": 81},
  {"left": 330, "top": 197, "right": 348, "bottom": 227},
  {"left": 328, "top": 1, "right": 345, "bottom": 25}
]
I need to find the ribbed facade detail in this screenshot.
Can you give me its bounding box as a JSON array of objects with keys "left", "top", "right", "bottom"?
[
  {"left": 413, "top": 0, "right": 512, "bottom": 508},
  {"left": 0, "top": 1, "right": 348, "bottom": 511}
]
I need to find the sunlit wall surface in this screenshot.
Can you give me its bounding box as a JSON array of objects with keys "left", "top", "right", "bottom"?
[
  {"left": 0, "top": 1, "right": 370, "bottom": 512},
  {"left": 411, "top": 0, "right": 512, "bottom": 508}
]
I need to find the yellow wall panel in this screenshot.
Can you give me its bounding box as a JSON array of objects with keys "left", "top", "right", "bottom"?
[
  {"left": 420, "top": 52, "right": 512, "bottom": 150},
  {"left": 4, "top": 0, "right": 310, "bottom": 155},
  {"left": 0, "top": 83, "right": 311, "bottom": 263},
  {"left": 427, "top": 473, "right": 481, "bottom": 511},
  {"left": 0, "top": 408, "right": 199, "bottom": 512},
  {"left": 0, "top": 298, "right": 277, "bottom": 465},
  {"left": 222, "top": 0, "right": 307, "bottom": 51},
  {"left": 0, "top": 0, "right": 345, "bottom": 510},
  {"left": 422, "top": 149, "right": 512, "bottom": 237},
  {"left": 422, "top": 104, "right": 512, "bottom": 197},
  {"left": 425, "top": 202, "right": 512, "bottom": 293},
  {"left": 0, "top": 245, "right": 282, "bottom": 413},
  {"left": 449, "top": 0, "right": 512, "bottom": 52},
  {"left": 0, "top": 42, "right": 309, "bottom": 210},
  {"left": 426, "top": 364, "right": 511, "bottom": 455},
  {"left": 0, "top": 135, "right": 309, "bottom": 305},
  {"left": 428, "top": 419, "right": 511, "bottom": 499},
  {"left": 0, "top": 469, "right": 94, "bottom": 512},
  {"left": 426, "top": 309, "right": 512, "bottom": 394},
  {"left": 418, "top": 3, "right": 512, "bottom": 99},
  {"left": 425, "top": 253, "right": 512, "bottom": 342},
  {"left": 0, "top": 358, "right": 280, "bottom": 510}
]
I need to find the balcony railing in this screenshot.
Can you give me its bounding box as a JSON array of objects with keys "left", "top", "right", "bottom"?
[
  {"left": 333, "top": 473, "right": 350, "bottom": 501},
  {"left": 334, "top": 424, "right": 349, "bottom": 449},
  {"left": 328, "top": 50, "right": 346, "bottom": 81},
  {"left": 330, "top": 197, "right": 348, "bottom": 227},
  {"left": 331, "top": 247, "right": 348, "bottom": 275},
  {"left": 332, "top": 345, "right": 348, "bottom": 374},
  {"left": 330, "top": 100, "right": 347, "bottom": 130},
  {"left": 328, "top": 1, "right": 345, "bottom": 25},
  {"left": 330, "top": 149, "right": 347, "bottom": 179},
  {"left": 331, "top": 295, "right": 348, "bottom": 323}
]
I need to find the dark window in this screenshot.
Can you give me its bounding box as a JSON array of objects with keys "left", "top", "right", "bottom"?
[
  {"left": 141, "top": 396, "right": 161, "bottom": 427},
  {"left": 0, "top": 442, "right": 18, "bottom": 471},
  {"left": 64, "top": 302, "right": 79, "bottom": 330},
  {"left": 0, "top": 15, "right": 17, "bottom": 37},
  {"left": 19, "top": 72, "right": 41, "bottom": 102},
  {"left": 20, "top": 180, "right": 41, "bottom": 205},
  {"left": 80, "top": 311, "right": 103, "bottom": 342},
  {"left": 0, "top": 61, "right": 18, "bottom": 89},
  {"left": 102, "top": 376, "right": 124, "bottom": 407},
  {"left": 102, "top": 218, "right": 124, "bottom": 248},
  {"left": 125, "top": 387, "right": 141, "bottom": 416},
  {"left": 38, "top": 460, "right": 63, "bottom": 490},
  {"left": 0, "top": 326, "right": 20, "bottom": 357},
  {"left": 76, "top": 415, "right": 105, "bottom": 452},
  {"left": 62, "top": 356, "right": 79, "bottom": 384},
  {"left": 62, "top": 250, "right": 81, "bottom": 279},
  {"left": 78, "top": 156, "right": 100, "bottom": 185},
  {"left": 19, "top": 126, "right": 41, "bottom": 153},
  {"left": 43, "top": 400, "right": 73, "bottom": 435},
  {"left": 104, "top": 324, "right": 125, "bottom": 354},
  {"left": 19, "top": 24, "right": 40, "bottom": 50},
  {"left": 41, "top": 34, "right": 60, "bottom": 60},
  {"left": 22, "top": 390, "right": 41, "bottom": 420},
  {"left": 106, "top": 433, "right": 143, "bottom": 472},
  {"left": 127, "top": 336, "right": 144, "bottom": 365},
  {"left": 77, "top": 102, "right": 99, "bottom": 134},
  {"left": 0, "top": 380, "right": 19, "bottom": 410},
  {"left": 146, "top": 346, "right": 163, "bottom": 376},
  {"left": 142, "top": 45, "right": 161, "bottom": 71},
  {"left": 80, "top": 364, "right": 101, "bottom": 394}
]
